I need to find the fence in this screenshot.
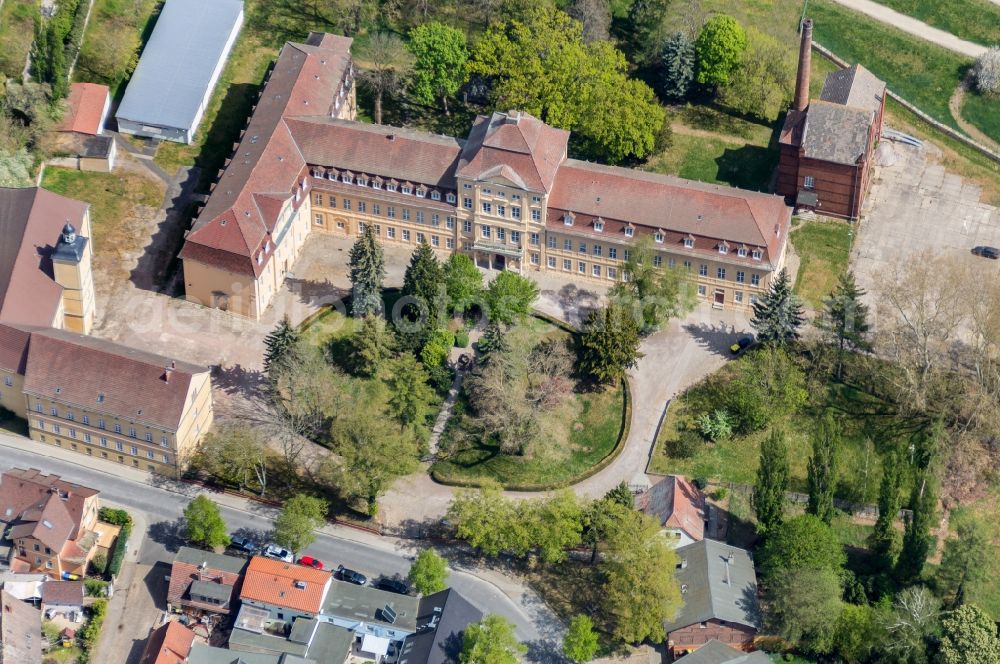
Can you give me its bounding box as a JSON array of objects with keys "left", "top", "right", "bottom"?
[
  {"left": 723, "top": 480, "right": 912, "bottom": 521},
  {"left": 812, "top": 41, "right": 1000, "bottom": 166}
]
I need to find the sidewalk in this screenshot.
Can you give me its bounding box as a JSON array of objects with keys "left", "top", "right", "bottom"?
[{"left": 824, "top": 0, "right": 987, "bottom": 57}]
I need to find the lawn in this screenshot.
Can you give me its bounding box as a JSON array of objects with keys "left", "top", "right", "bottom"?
[
  {"left": 41, "top": 167, "right": 164, "bottom": 279},
  {"left": 809, "top": 0, "right": 970, "bottom": 134},
  {"left": 789, "top": 218, "right": 853, "bottom": 309},
  {"left": 431, "top": 317, "right": 626, "bottom": 490},
  {"left": 73, "top": 0, "right": 161, "bottom": 99},
  {"left": 870, "top": 0, "right": 1000, "bottom": 46},
  {"left": 960, "top": 91, "right": 1000, "bottom": 147},
  {"left": 947, "top": 483, "right": 1000, "bottom": 619},
  {"left": 0, "top": 0, "right": 37, "bottom": 77}
]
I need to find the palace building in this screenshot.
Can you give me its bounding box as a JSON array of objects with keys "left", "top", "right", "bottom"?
[{"left": 181, "top": 33, "right": 792, "bottom": 320}]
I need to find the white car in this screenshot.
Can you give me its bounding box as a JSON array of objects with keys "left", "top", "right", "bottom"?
[{"left": 263, "top": 543, "right": 294, "bottom": 563}]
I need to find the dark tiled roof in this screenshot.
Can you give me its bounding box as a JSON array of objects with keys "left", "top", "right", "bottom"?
[
  {"left": 673, "top": 639, "right": 771, "bottom": 663},
  {"left": 21, "top": 327, "right": 208, "bottom": 431},
  {"left": 0, "top": 468, "right": 98, "bottom": 543},
  {"left": 665, "top": 540, "right": 760, "bottom": 633},
  {"left": 820, "top": 64, "right": 885, "bottom": 113},
  {"left": 0, "top": 188, "right": 89, "bottom": 327},
  {"left": 801, "top": 100, "right": 873, "bottom": 166},
  {"left": 41, "top": 580, "right": 84, "bottom": 606},
  {"left": 0, "top": 323, "right": 30, "bottom": 374},
  {"left": 400, "top": 588, "right": 483, "bottom": 664}
]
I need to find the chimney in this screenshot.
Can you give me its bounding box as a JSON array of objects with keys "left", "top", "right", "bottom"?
[
  {"left": 793, "top": 18, "right": 813, "bottom": 112},
  {"left": 680, "top": 558, "right": 688, "bottom": 570},
  {"left": 164, "top": 361, "right": 175, "bottom": 383}
]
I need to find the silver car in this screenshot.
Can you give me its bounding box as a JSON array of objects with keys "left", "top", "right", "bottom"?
[{"left": 262, "top": 543, "right": 294, "bottom": 563}]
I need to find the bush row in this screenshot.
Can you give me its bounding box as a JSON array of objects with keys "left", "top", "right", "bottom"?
[{"left": 105, "top": 517, "right": 132, "bottom": 579}]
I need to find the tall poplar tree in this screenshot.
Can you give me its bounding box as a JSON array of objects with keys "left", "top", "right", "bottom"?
[
  {"left": 402, "top": 242, "right": 445, "bottom": 330},
  {"left": 752, "top": 428, "right": 790, "bottom": 535},
  {"left": 806, "top": 414, "right": 839, "bottom": 524},
  {"left": 751, "top": 268, "right": 804, "bottom": 345},
  {"left": 349, "top": 223, "right": 385, "bottom": 318},
  {"left": 869, "top": 452, "right": 904, "bottom": 571},
  {"left": 895, "top": 471, "right": 937, "bottom": 585}
]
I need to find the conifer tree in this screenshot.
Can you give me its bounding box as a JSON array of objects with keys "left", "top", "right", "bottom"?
[
  {"left": 348, "top": 224, "right": 385, "bottom": 318},
  {"left": 869, "top": 451, "right": 904, "bottom": 571},
  {"left": 477, "top": 320, "right": 510, "bottom": 362},
  {"left": 806, "top": 414, "right": 839, "bottom": 524},
  {"left": 402, "top": 242, "right": 445, "bottom": 331},
  {"left": 895, "top": 471, "right": 937, "bottom": 585},
  {"left": 751, "top": 268, "right": 804, "bottom": 345},
  {"left": 752, "top": 428, "right": 790, "bottom": 535},
  {"left": 816, "top": 271, "right": 871, "bottom": 379},
  {"left": 579, "top": 303, "right": 642, "bottom": 386},
  {"left": 657, "top": 31, "right": 696, "bottom": 101},
  {"left": 263, "top": 315, "right": 300, "bottom": 378},
  {"left": 350, "top": 315, "right": 395, "bottom": 377}
]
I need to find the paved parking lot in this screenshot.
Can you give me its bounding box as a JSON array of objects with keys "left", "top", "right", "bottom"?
[{"left": 852, "top": 140, "right": 1000, "bottom": 309}]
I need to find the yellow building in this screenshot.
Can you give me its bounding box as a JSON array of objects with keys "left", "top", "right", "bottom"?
[{"left": 181, "top": 34, "right": 791, "bottom": 320}]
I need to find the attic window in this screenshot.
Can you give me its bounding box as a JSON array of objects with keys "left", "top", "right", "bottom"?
[
  {"left": 250, "top": 136, "right": 258, "bottom": 144},
  {"left": 343, "top": 173, "right": 354, "bottom": 184},
  {"left": 387, "top": 182, "right": 398, "bottom": 192},
  {"left": 683, "top": 237, "right": 694, "bottom": 248},
  {"left": 430, "top": 191, "right": 441, "bottom": 201},
  {"left": 752, "top": 249, "right": 762, "bottom": 260},
  {"left": 446, "top": 193, "right": 456, "bottom": 204},
  {"left": 402, "top": 185, "right": 412, "bottom": 195},
  {"left": 312, "top": 169, "right": 322, "bottom": 178},
  {"left": 624, "top": 226, "right": 634, "bottom": 238},
  {"left": 593, "top": 219, "right": 604, "bottom": 232},
  {"left": 326, "top": 171, "right": 337, "bottom": 181},
  {"left": 654, "top": 231, "right": 664, "bottom": 244},
  {"left": 563, "top": 213, "right": 574, "bottom": 226},
  {"left": 718, "top": 243, "right": 729, "bottom": 254},
  {"left": 358, "top": 175, "right": 369, "bottom": 187},
  {"left": 97, "top": 393, "right": 105, "bottom": 403},
  {"left": 55, "top": 387, "right": 62, "bottom": 394},
  {"left": 737, "top": 246, "right": 748, "bottom": 257}
]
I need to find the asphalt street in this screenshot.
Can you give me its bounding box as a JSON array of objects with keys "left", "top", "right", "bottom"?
[{"left": 0, "top": 437, "right": 564, "bottom": 658}]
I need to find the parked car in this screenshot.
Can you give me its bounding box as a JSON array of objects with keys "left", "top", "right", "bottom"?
[
  {"left": 228, "top": 536, "right": 259, "bottom": 556},
  {"left": 972, "top": 246, "right": 1000, "bottom": 259},
  {"left": 298, "top": 555, "right": 324, "bottom": 570},
  {"left": 730, "top": 335, "right": 754, "bottom": 355},
  {"left": 375, "top": 578, "right": 410, "bottom": 595},
  {"left": 263, "top": 544, "right": 294, "bottom": 563},
  {"left": 337, "top": 565, "right": 368, "bottom": 585}
]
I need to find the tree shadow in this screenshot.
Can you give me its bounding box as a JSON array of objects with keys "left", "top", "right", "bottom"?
[
  {"left": 211, "top": 363, "right": 267, "bottom": 399},
  {"left": 147, "top": 518, "right": 187, "bottom": 553},
  {"left": 284, "top": 277, "right": 347, "bottom": 309},
  {"left": 143, "top": 562, "right": 171, "bottom": 611},
  {"left": 192, "top": 82, "right": 267, "bottom": 192},
  {"left": 547, "top": 283, "right": 601, "bottom": 328},
  {"left": 524, "top": 638, "right": 569, "bottom": 664},
  {"left": 714, "top": 144, "right": 780, "bottom": 192},
  {"left": 682, "top": 322, "right": 743, "bottom": 358}
]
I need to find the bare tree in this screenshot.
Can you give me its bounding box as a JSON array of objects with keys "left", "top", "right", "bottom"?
[
  {"left": 355, "top": 33, "right": 413, "bottom": 124},
  {"left": 567, "top": 0, "right": 611, "bottom": 43},
  {"left": 194, "top": 424, "right": 271, "bottom": 497}
]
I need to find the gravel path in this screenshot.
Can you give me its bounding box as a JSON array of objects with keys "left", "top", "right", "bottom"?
[{"left": 823, "top": 0, "right": 987, "bottom": 58}]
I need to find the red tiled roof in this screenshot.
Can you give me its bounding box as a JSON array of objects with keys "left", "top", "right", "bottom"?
[
  {"left": 21, "top": 327, "right": 208, "bottom": 431},
  {"left": 41, "top": 580, "right": 83, "bottom": 606},
  {"left": 548, "top": 160, "right": 790, "bottom": 267},
  {"left": 58, "top": 83, "right": 109, "bottom": 135},
  {"left": 0, "top": 187, "right": 89, "bottom": 327},
  {"left": 241, "top": 556, "right": 331, "bottom": 614},
  {"left": 456, "top": 112, "right": 568, "bottom": 193},
  {"left": 0, "top": 323, "right": 30, "bottom": 374},
  {"left": 167, "top": 555, "right": 244, "bottom": 612},
  {"left": 0, "top": 468, "right": 98, "bottom": 542},
  {"left": 636, "top": 475, "right": 706, "bottom": 541},
  {"left": 138, "top": 621, "right": 196, "bottom": 664}
]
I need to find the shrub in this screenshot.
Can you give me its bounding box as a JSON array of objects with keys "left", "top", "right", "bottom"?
[
  {"left": 693, "top": 477, "right": 708, "bottom": 490},
  {"left": 88, "top": 552, "right": 107, "bottom": 576},
  {"left": 696, "top": 409, "right": 734, "bottom": 441},
  {"left": 973, "top": 47, "right": 1000, "bottom": 95},
  {"left": 710, "top": 487, "right": 729, "bottom": 501},
  {"left": 98, "top": 507, "right": 132, "bottom": 527},
  {"left": 666, "top": 429, "right": 703, "bottom": 458},
  {"left": 454, "top": 329, "right": 470, "bottom": 348},
  {"left": 421, "top": 329, "right": 454, "bottom": 369},
  {"left": 84, "top": 578, "right": 108, "bottom": 597},
  {"left": 79, "top": 598, "right": 107, "bottom": 652},
  {"left": 105, "top": 520, "right": 132, "bottom": 578}
]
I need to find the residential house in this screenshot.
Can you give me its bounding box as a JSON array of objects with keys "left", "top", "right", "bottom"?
[
  {"left": 55, "top": 82, "right": 116, "bottom": 172},
  {"left": 167, "top": 546, "right": 246, "bottom": 619},
  {"left": 228, "top": 610, "right": 354, "bottom": 662},
  {"left": 238, "top": 556, "right": 332, "bottom": 623},
  {"left": 0, "top": 588, "right": 42, "bottom": 663},
  {"left": 398, "top": 588, "right": 484, "bottom": 664},
  {"left": 180, "top": 32, "right": 790, "bottom": 320},
  {"left": 777, "top": 19, "right": 885, "bottom": 220},
  {"left": 40, "top": 580, "right": 84, "bottom": 620},
  {"left": 672, "top": 639, "right": 771, "bottom": 663},
  {"left": 138, "top": 620, "right": 197, "bottom": 664},
  {"left": 635, "top": 475, "right": 707, "bottom": 547},
  {"left": 0, "top": 468, "right": 100, "bottom": 577},
  {"left": 665, "top": 539, "right": 761, "bottom": 657}
]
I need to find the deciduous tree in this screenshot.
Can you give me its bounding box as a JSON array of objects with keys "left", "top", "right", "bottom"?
[
  {"left": 939, "top": 604, "right": 1000, "bottom": 664},
  {"left": 579, "top": 302, "right": 642, "bottom": 386},
  {"left": 563, "top": 614, "right": 599, "bottom": 663},
  {"left": 408, "top": 548, "right": 449, "bottom": 594},
  {"left": 973, "top": 46, "right": 1000, "bottom": 95},
  {"left": 806, "top": 414, "right": 839, "bottom": 524},
  {"left": 443, "top": 253, "right": 483, "bottom": 314},
  {"left": 833, "top": 602, "right": 884, "bottom": 664},
  {"left": 349, "top": 223, "right": 385, "bottom": 317},
  {"left": 752, "top": 428, "right": 789, "bottom": 535},
  {"left": 880, "top": 585, "right": 941, "bottom": 663},
  {"left": 612, "top": 236, "right": 695, "bottom": 334},
  {"left": 816, "top": 271, "right": 872, "bottom": 380},
  {"left": 193, "top": 425, "right": 270, "bottom": 497},
  {"left": 759, "top": 514, "right": 845, "bottom": 580},
  {"left": 356, "top": 32, "right": 413, "bottom": 124},
  {"left": 183, "top": 495, "right": 229, "bottom": 550},
  {"left": 694, "top": 14, "right": 747, "bottom": 87},
  {"left": 460, "top": 614, "right": 526, "bottom": 664},
  {"left": 531, "top": 490, "right": 584, "bottom": 563},
  {"left": 567, "top": 0, "right": 610, "bottom": 43},
  {"left": 273, "top": 494, "right": 328, "bottom": 553},
  {"left": 484, "top": 271, "right": 538, "bottom": 325},
  {"left": 765, "top": 567, "right": 842, "bottom": 655},
  {"left": 447, "top": 482, "right": 534, "bottom": 557},
  {"left": 407, "top": 22, "right": 467, "bottom": 114},
  {"left": 751, "top": 268, "right": 804, "bottom": 345},
  {"left": 719, "top": 27, "right": 793, "bottom": 121}
]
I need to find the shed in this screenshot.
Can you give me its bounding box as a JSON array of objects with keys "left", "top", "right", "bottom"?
[{"left": 115, "top": 0, "right": 244, "bottom": 144}]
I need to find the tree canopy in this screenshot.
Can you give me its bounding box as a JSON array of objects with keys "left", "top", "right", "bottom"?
[
  {"left": 719, "top": 27, "right": 793, "bottom": 121},
  {"left": 612, "top": 236, "right": 695, "bottom": 334},
  {"left": 460, "top": 614, "right": 526, "bottom": 664},
  {"left": 760, "top": 514, "right": 846, "bottom": 580},
  {"left": 183, "top": 495, "right": 229, "bottom": 550},
  {"left": 579, "top": 302, "right": 642, "bottom": 386},
  {"left": 765, "top": 567, "right": 843, "bottom": 655},
  {"left": 806, "top": 414, "right": 839, "bottom": 524},
  {"left": 407, "top": 22, "right": 468, "bottom": 113},
  {"left": 752, "top": 428, "right": 789, "bottom": 535},
  {"left": 484, "top": 271, "right": 538, "bottom": 325},
  {"left": 273, "top": 494, "right": 328, "bottom": 553},
  {"left": 939, "top": 604, "right": 1000, "bottom": 664},
  {"left": 694, "top": 14, "right": 747, "bottom": 87},
  {"left": 408, "top": 548, "right": 449, "bottom": 595},
  {"left": 563, "top": 614, "right": 600, "bottom": 663}
]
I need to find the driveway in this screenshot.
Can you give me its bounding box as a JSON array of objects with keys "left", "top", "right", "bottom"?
[
  {"left": 380, "top": 302, "right": 750, "bottom": 528},
  {"left": 852, "top": 140, "right": 1000, "bottom": 310}
]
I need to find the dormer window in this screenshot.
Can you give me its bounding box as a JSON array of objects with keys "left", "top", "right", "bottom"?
[
  {"left": 256, "top": 253, "right": 263, "bottom": 265},
  {"left": 654, "top": 231, "right": 664, "bottom": 244},
  {"left": 683, "top": 237, "right": 694, "bottom": 248},
  {"left": 431, "top": 190, "right": 441, "bottom": 201},
  {"left": 312, "top": 168, "right": 322, "bottom": 178},
  {"left": 327, "top": 169, "right": 337, "bottom": 181},
  {"left": 402, "top": 184, "right": 413, "bottom": 195},
  {"left": 752, "top": 249, "right": 763, "bottom": 261},
  {"left": 594, "top": 218, "right": 604, "bottom": 232},
  {"left": 343, "top": 172, "right": 354, "bottom": 184},
  {"left": 300, "top": 178, "right": 306, "bottom": 191},
  {"left": 737, "top": 246, "right": 748, "bottom": 257},
  {"left": 563, "top": 213, "right": 574, "bottom": 226},
  {"left": 446, "top": 193, "right": 456, "bottom": 203},
  {"left": 372, "top": 177, "right": 383, "bottom": 189},
  {"left": 624, "top": 226, "right": 634, "bottom": 238},
  {"left": 416, "top": 185, "right": 427, "bottom": 198},
  {"left": 387, "top": 181, "right": 398, "bottom": 192},
  {"left": 718, "top": 242, "right": 729, "bottom": 254},
  {"left": 357, "top": 175, "right": 369, "bottom": 187}
]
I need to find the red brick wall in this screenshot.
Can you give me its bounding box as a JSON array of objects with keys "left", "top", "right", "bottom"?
[{"left": 668, "top": 619, "right": 757, "bottom": 657}]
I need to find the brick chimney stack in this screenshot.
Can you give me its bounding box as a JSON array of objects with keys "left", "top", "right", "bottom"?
[{"left": 794, "top": 18, "right": 814, "bottom": 112}]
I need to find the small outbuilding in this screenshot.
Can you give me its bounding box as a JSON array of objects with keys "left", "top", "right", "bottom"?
[
  {"left": 115, "top": 0, "right": 244, "bottom": 144},
  {"left": 41, "top": 580, "right": 84, "bottom": 621}
]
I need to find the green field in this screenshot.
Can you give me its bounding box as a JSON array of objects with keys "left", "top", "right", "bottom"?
[
  {"left": 0, "top": 0, "right": 37, "bottom": 77},
  {"left": 789, "top": 218, "right": 854, "bottom": 309},
  {"left": 871, "top": 0, "right": 1000, "bottom": 45},
  {"left": 961, "top": 91, "right": 1000, "bottom": 146},
  {"left": 431, "top": 317, "right": 626, "bottom": 490}
]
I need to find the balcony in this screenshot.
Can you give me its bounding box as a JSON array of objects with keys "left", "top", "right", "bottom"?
[{"left": 472, "top": 240, "right": 523, "bottom": 257}]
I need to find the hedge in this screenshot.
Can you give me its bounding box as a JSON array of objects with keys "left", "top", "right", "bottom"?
[
  {"left": 79, "top": 598, "right": 107, "bottom": 660},
  {"left": 98, "top": 507, "right": 132, "bottom": 527},
  {"left": 105, "top": 518, "right": 132, "bottom": 579}
]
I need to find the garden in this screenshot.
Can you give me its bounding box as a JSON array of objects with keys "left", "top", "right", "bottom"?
[
  {"left": 431, "top": 315, "right": 627, "bottom": 490},
  {"left": 789, "top": 217, "right": 854, "bottom": 309}
]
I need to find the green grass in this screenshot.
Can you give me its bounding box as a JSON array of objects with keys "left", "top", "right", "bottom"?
[
  {"left": 0, "top": 0, "right": 38, "bottom": 77},
  {"left": 73, "top": 0, "right": 161, "bottom": 99},
  {"left": 789, "top": 218, "right": 853, "bottom": 309},
  {"left": 810, "top": 0, "right": 970, "bottom": 133},
  {"left": 871, "top": 0, "right": 1000, "bottom": 46},
  {"left": 947, "top": 484, "right": 1000, "bottom": 619},
  {"left": 961, "top": 91, "right": 1000, "bottom": 146},
  {"left": 431, "top": 318, "right": 626, "bottom": 489}
]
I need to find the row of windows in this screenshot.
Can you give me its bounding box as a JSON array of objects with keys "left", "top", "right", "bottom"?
[
  {"left": 39, "top": 435, "right": 169, "bottom": 471},
  {"left": 544, "top": 256, "right": 621, "bottom": 279},
  {"left": 36, "top": 424, "right": 172, "bottom": 463},
  {"left": 357, "top": 224, "right": 456, "bottom": 249},
  {"left": 695, "top": 286, "right": 759, "bottom": 305},
  {"left": 33, "top": 405, "right": 171, "bottom": 445},
  {"left": 312, "top": 173, "right": 457, "bottom": 203},
  {"left": 465, "top": 184, "right": 542, "bottom": 205},
  {"left": 478, "top": 226, "right": 524, "bottom": 244},
  {"left": 471, "top": 198, "right": 542, "bottom": 221}
]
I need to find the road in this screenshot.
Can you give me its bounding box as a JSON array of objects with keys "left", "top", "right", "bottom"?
[{"left": 0, "top": 434, "right": 564, "bottom": 658}]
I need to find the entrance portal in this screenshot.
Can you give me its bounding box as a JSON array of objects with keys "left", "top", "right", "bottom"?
[{"left": 493, "top": 254, "right": 506, "bottom": 270}]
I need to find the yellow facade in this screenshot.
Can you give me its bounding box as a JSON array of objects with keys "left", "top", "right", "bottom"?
[
  {"left": 24, "top": 371, "right": 213, "bottom": 475},
  {"left": 52, "top": 210, "right": 96, "bottom": 333}
]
